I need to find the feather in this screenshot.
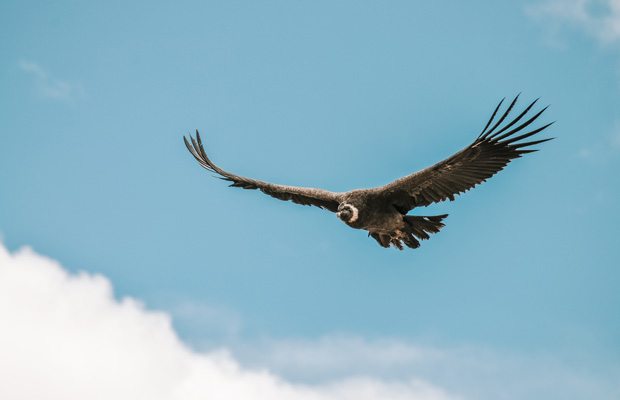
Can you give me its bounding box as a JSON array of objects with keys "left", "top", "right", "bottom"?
[
  {"left": 378, "top": 96, "right": 553, "bottom": 211},
  {"left": 184, "top": 131, "right": 342, "bottom": 212}
]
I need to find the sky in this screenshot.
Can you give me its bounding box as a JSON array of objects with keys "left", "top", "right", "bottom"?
[{"left": 1, "top": 0, "right": 619, "bottom": 399}]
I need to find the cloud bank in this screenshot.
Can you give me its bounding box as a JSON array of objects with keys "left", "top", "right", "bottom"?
[
  {"left": 1, "top": 242, "right": 618, "bottom": 400},
  {"left": 0, "top": 243, "right": 457, "bottom": 400}
]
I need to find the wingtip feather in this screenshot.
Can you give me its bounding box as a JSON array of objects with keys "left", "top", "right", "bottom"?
[{"left": 478, "top": 97, "right": 505, "bottom": 138}]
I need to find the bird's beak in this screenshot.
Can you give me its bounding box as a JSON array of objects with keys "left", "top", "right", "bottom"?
[{"left": 336, "top": 212, "right": 341, "bottom": 219}]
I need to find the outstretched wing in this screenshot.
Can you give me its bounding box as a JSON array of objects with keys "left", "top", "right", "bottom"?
[
  {"left": 184, "top": 131, "right": 342, "bottom": 212},
  {"left": 378, "top": 95, "right": 554, "bottom": 212}
]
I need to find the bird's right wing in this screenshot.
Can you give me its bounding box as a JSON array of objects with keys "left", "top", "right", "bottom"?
[
  {"left": 184, "top": 131, "right": 343, "bottom": 212},
  {"left": 376, "top": 95, "right": 554, "bottom": 213}
]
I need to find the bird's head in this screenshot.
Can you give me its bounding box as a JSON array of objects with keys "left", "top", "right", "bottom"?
[{"left": 337, "top": 203, "right": 359, "bottom": 223}]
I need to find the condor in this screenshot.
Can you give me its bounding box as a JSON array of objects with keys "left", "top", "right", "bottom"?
[{"left": 184, "top": 95, "right": 553, "bottom": 250}]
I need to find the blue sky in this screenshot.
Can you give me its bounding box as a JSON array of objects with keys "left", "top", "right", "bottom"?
[{"left": 1, "top": 1, "right": 619, "bottom": 399}]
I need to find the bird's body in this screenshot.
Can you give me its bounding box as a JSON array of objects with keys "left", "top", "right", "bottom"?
[
  {"left": 336, "top": 191, "right": 448, "bottom": 249},
  {"left": 184, "top": 95, "right": 553, "bottom": 249}
]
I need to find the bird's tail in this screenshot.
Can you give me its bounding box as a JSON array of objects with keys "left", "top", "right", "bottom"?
[{"left": 401, "top": 214, "right": 448, "bottom": 249}]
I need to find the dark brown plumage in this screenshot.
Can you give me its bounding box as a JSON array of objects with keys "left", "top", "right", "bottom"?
[{"left": 184, "top": 95, "right": 554, "bottom": 249}]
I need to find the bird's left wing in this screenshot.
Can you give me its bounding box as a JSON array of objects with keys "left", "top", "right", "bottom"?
[
  {"left": 376, "top": 95, "right": 554, "bottom": 213},
  {"left": 184, "top": 131, "right": 342, "bottom": 212}
]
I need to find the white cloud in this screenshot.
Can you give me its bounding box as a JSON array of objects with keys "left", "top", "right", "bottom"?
[
  {"left": 232, "top": 336, "right": 440, "bottom": 382},
  {"left": 232, "top": 336, "right": 620, "bottom": 400},
  {"left": 18, "top": 60, "right": 84, "bottom": 101},
  {"left": 1, "top": 241, "right": 618, "bottom": 400},
  {"left": 527, "top": 0, "right": 620, "bottom": 44},
  {"left": 175, "top": 301, "right": 243, "bottom": 335},
  {"left": 0, "top": 242, "right": 458, "bottom": 400}
]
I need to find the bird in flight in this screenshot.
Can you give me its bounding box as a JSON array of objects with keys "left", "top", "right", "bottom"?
[{"left": 184, "top": 95, "right": 553, "bottom": 250}]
